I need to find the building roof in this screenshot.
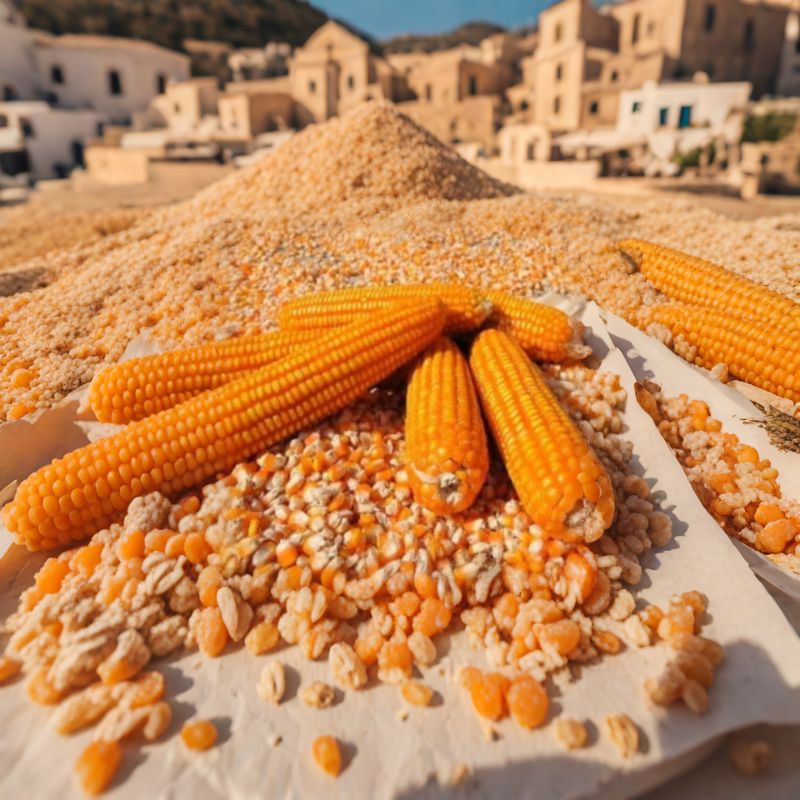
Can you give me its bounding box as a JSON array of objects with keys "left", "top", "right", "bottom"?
[{"left": 33, "top": 32, "right": 188, "bottom": 60}]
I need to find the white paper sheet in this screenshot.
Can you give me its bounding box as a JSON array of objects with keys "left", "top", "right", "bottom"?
[
  {"left": 1, "top": 308, "right": 800, "bottom": 800},
  {"left": 601, "top": 309, "right": 800, "bottom": 600}
]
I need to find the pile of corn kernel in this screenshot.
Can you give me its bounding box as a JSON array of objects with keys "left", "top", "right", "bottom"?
[
  {"left": 636, "top": 382, "right": 800, "bottom": 569},
  {"left": 1, "top": 103, "right": 798, "bottom": 421},
  {"left": 0, "top": 365, "right": 723, "bottom": 793}
]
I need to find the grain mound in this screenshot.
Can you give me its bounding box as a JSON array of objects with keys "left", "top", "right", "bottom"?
[
  {"left": 0, "top": 102, "right": 798, "bottom": 420},
  {"left": 195, "top": 102, "right": 516, "bottom": 216}
]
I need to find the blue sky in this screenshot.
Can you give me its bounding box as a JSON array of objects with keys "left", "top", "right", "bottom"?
[{"left": 311, "top": 1, "right": 554, "bottom": 39}]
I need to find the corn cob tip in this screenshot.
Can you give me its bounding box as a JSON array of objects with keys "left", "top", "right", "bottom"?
[{"left": 411, "top": 468, "right": 470, "bottom": 510}]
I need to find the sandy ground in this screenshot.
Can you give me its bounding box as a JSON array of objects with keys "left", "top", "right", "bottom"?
[{"left": 4, "top": 168, "right": 799, "bottom": 221}]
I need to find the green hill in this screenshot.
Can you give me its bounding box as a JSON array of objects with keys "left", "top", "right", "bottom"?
[{"left": 12, "top": 0, "right": 328, "bottom": 52}]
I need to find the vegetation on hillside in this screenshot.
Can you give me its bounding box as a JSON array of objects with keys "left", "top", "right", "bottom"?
[
  {"left": 383, "top": 21, "right": 505, "bottom": 54},
  {"left": 13, "top": 0, "right": 328, "bottom": 51}
]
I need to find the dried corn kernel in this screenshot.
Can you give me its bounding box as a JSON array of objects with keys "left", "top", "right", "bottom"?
[
  {"left": 311, "top": 735, "right": 342, "bottom": 777},
  {"left": 401, "top": 681, "right": 434, "bottom": 707},
  {"left": 181, "top": 719, "right": 218, "bottom": 751},
  {"left": 75, "top": 740, "right": 122, "bottom": 796}
]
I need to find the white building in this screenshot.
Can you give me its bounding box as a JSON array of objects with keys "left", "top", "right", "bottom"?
[
  {"left": 32, "top": 34, "right": 190, "bottom": 123},
  {"left": 0, "top": 0, "right": 37, "bottom": 100},
  {"left": 616, "top": 79, "right": 752, "bottom": 140},
  {"left": 0, "top": 101, "right": 103, "bottom": 180}
]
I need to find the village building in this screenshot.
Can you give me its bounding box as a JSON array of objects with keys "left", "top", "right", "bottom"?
[
  {"left": 0, "top": 1, "right": 38, "bottom": 101},
  {"left": 0, "top": 100, "right": 102, "bottom": 180},
  {"left": 387, "top": 34, "right": 523, "bottom": 149},
  {"left": 522, "top": 0, "right": 793, "bottom": 135},
  {"left": 229, "top": 43, "right": 292, "bottom": 82},
  {"left": 31, "top": 34, "right": 190, "bottom": 124},
  {"left": 0, "top": 2, "right": 190, "bottom": 121},
  {"left": 288, "top": 21, "right": 411, "bottom": 127}
]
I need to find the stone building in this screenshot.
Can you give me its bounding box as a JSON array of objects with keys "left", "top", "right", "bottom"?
[
  {"left": 387, "top": 33, "right": 521, "bottom": 149},
  {"left": 0, "top": 100, "right": 103, "bottom": 180},
  {"left": 524, "top": 0, "right": 793, "bottom": 134},
  {"left": 288, "top": 21, "right": 411, "bottom": 127}
]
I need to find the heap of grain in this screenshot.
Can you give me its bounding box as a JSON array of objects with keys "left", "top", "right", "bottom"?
[{"left": 1, "top": 103, "right": 798, "bottom": 421}]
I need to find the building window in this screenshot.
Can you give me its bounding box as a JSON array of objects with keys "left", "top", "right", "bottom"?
[
  {"left": 659, "top": 107, "right": 669, "bottom": 126},
  {"left": 610, "top": 69, "right": 619, "bottom": 83},
  {"left": 705, "top": 63, "right": 714, "bottom": 78},
  {"left": 678, "top": 105, "right": 693, "bottom": 128},
  {"left": 347, "top": 74, "right": 355, "bottom": 90},
  {"left": 20, "top": 117, "right": 34, "bottom": 138},
  {"left": 308, "top": 80, "right": 316, "bottom": 94},
  {"left": 467, "top": 75, "right": 478, "bottom": 96},
  {"left": 156, "top": 73, "right": 167, "bottom": 94},
  {"left": 589, "top": 101, "right": 599, "bottom": 115},
  {"left": 108, "top": 70, "right": 123, "bottom": 96},
  {"left": 555, "top": 63, "right": 563, "bottom": 82},
  {"left": 554, "top": 22, "right": 563, "bottom": 43},
  {"left": 553, "top": 96, "right": 561, "bottom": 114},
  {"left": 51, "top": 65, "right": 65, "bottom": 85},
  {"left": 173, "top": 102, "right": 181, "bottom": 113},
  {"left": 2, "top": 85, "right": 16, "bottom": 101},
  {"left": 744, "top": 20, "right": 754, "bottom": 50},
  {"left": 632, "top": 13, "right": 641, "bottom": 45},
  {"left": 632, "top": 101, "right": 642, "bottom": 114},
  {"left": 71, "top": 141, "right": 84, "bottom": 167},
  {"left": 704, "top": 4, "right": 716, "bottom": 33},
  {"left": 425, "top": 84, "right": 432, "bottom": 101},
  {"left": 0, "top": 114, "right": 7, "bottom": 128}
]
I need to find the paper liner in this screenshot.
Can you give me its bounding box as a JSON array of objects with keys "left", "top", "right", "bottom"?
[
  {"left": 601, "top": 308, "right": 800, "bottom": 600},
  {"left": 1, "top": 308, "right": 800, "bottom": 799}
]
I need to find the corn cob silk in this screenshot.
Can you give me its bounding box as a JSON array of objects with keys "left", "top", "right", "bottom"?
[
  {"left": 89, "top": 329, "right": 319, "bottom": 424},
  {"left": 277, "top": 283, "right": 490, "bottom": 335},
  {"left": 405, "top": 337, "right": 489, "bottom": 514},
  {"left": 470, "top": 329, "right": 615, "bottom": 542},
  {"left": 4, "top": 301, "right": 445, "bottom": 550}
]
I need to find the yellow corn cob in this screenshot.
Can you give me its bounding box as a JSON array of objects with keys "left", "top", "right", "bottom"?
[
  {"left": 88, "top": 329, "right": 320, "bottom": 425},
  {"left": 404, "top": 337, "right": 489, "bottom": 514},
  {"left": 3, "top": 301, "right": 445, "bottom": 551},
  {"left": 483, "top": 290, "right": 590, "bottom": 362},
  {"left": 643, "top": 303, "right": 800, "bottom": 404},
  {"left": 469, "top": 329, "right": 615, "bottom": 542},
  {"left": 277, "top": 283, "right": 490, "bottom": 335},
  {"left": 619, "top": 238, "right": 800, "bottom": 332}
]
